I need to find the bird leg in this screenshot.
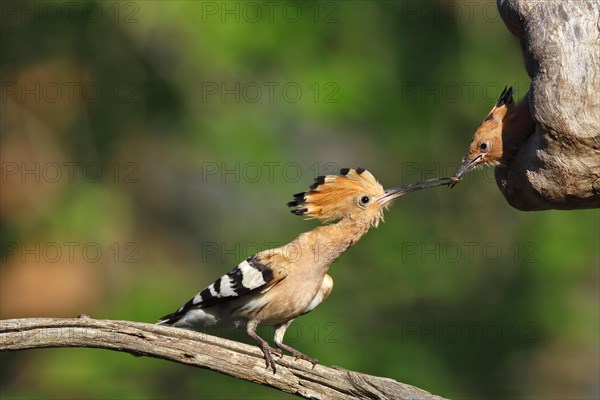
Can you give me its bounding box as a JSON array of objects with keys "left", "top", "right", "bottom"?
[
  {"left": 274, "top": 320, "right": 318, "bottom": 367},
  {"left": 246, "top": 320, "right": 281, "bottom": 373}
]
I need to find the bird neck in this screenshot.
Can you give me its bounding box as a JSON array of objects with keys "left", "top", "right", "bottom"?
[
  {"left": 295, "top": 218, "right": 371, "bottom": 271},
  {"left": 501, "top": 94, "right": 535, "bottom": 165}
]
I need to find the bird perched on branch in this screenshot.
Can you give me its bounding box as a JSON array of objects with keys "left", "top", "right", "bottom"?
[
  {"left": 158, "top": 168, "right": 450, "bottom": 372},
  {"left": 451, "top": 86, "right": 535, "bottom": 186}
]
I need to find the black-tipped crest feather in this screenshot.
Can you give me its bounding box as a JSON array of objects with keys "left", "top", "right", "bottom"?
[
  {"left": 291, "top": 208, "right": 308, "bottom": 215},
  {"left": 286, "top": 190, "right": 307, "bottom": 207},
  {"left": 308, "top": 175, "right": 326, "bottom": 191},
  {"left": 496, "top": 86, "right": 513, "bottom": 107}
]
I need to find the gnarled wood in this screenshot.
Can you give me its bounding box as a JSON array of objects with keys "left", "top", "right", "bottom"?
[
  {"left": 0, "top": 317, "right": 446, "bottom": 400},
  {"left": 495, "top": 0, "right": 600, "bottom": 210}
]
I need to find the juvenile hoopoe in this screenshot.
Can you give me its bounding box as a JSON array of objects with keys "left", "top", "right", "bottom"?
[
  {"left": 158, "top": 168, "right": 450, "bottom": 372},
  {"left": 451, "top": 86, "right": 535, "bottom": 186}
]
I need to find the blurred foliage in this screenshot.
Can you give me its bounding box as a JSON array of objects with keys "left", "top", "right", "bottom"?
[{"left": 1, "top": 1, "right": 598, "bottom": 399}]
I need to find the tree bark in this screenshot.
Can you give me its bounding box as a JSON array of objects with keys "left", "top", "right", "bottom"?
[
  {"left": 495, "top": 0, "right": 600, "bottom": 210},
  {"left": 0, "top": 317, "right": 446, "bottom": 400}
]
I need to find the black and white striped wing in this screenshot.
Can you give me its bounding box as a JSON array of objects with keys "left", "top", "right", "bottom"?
[{"left": 158, "top": 253, "right": 289, "bottom": 324}]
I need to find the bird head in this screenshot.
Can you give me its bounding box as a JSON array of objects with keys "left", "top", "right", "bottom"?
[
  {"left": 451, "top": 87, "right": 514, "bottom": 185},
  {"left": 288, "top": 167, "right": 449, "bottom": 227}
]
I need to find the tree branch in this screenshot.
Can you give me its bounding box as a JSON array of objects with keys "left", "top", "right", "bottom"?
[{"left": 0, "top": 317, "right": 446, "bottom": 400}]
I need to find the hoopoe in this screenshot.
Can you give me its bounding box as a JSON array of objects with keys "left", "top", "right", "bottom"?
[
  {"left": 158, "top": 168, "right": 450, "bottom": 372},
  {"left": 451, "top": 86, "right": 535, "bottom": 186}
]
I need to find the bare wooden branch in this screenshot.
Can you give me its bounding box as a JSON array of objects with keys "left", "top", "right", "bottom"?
[
  {"left": 495, "top": 0, "right": 600, "bottom": 210},
  {"left": 0, "top": 317, "right": 446, "bottom": 400}
]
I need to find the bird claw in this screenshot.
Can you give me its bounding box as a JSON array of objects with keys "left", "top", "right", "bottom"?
[
  {"left": 260, "top": 344, "right": 282, "bottom": 373},
  {"left": 270, "top": 347, "right": 284, "bottom": 358},
  {"left": 299, "top": 355, "right": 319, "bottom": 367},
  {"left": 288, "top": 349, "right": 319, "bottom": 366}
]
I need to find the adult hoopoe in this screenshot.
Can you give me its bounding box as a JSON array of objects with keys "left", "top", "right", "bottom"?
[
  {"left": 451, "top": 86, "right": 535, "bottom": 186},
  {"left": 158, "top": 168, "right": 450, "bottom": 372}
]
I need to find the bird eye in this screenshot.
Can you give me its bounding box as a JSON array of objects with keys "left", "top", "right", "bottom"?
[
  {"left": 360, "top": 196, "right": 370, "bottom": 205},
  {"left": 479, "top": 142, "right": 491, "bottom": 152}
]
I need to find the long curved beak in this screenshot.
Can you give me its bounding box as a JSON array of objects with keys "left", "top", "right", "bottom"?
[
  {"left": 454, "top": 154, "right": 482, "bottom": 180},
  {"left": 376, "top": 177, "right": 451, "bottom": 205},
  {"left": 449, "top": 154, "right": 483, "bottom": 188}
]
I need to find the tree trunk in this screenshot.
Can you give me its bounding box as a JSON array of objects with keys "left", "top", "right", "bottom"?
[{"left": 495, "top": 0, "right": 600, "bottom": 210}]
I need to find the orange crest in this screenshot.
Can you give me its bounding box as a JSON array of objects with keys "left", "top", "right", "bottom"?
[{"left": 288, "top": 168, "right": 384, "bottom": 222}]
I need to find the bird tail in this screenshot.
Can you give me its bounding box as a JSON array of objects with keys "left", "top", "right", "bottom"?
[
  {"left": 156, "top": 310, "right": 184, "bottom": 325},
  {"left": 157, "top": 304, "right": 222, "bottom": 329}
]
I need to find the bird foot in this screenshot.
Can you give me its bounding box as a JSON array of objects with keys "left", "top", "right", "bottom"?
[
  {"left": 259, "top": 343, "right": 283, "bottom": 373},
  {"left": 290, "top": 350, "right": 318, "bottom": 367},
  {"left": 277, "top": 344, "right": 318, "bottom": 367}
]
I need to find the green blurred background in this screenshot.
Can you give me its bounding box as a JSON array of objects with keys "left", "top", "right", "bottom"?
[{"left": 1, "top": 1, "right": 598, "bottom": 399}]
